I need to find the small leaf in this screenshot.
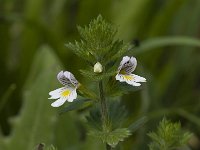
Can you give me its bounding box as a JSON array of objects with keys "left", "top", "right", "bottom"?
[
  {"left": 105, "top": 42, "right": 130, "bottom": 65},
  {"left": 89, "top": 128, "right": 131, "bottom": 148},
  {"left": 65, "top": 41, "right": 94, "bottom": 64},
  {"left": 106, "top": 128, "right": 131, "bottom": 148}
]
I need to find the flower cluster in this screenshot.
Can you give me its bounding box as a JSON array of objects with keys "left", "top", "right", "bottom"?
[{"left": 49, "top": 56, "right": 146, "bottom": 107}]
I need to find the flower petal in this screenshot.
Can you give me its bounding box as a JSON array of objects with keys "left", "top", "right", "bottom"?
[
  {"left": 132, "top": 74, "right": 146, "bottom": 82},
  {"left": 126, "top": 80, "right": 141, "bottom": 86},
  {"left": 57, "top": 71, "right": 71, "bottom": 86},
  {"left": 118, "top": 56, "right": 130, "bottom": 72},
  {"left": 115, "top": 74, "right": 126, "bottom": 82},
  {"left": 67, "top": 89, "right": 77, "bottom": 102},
  {"left": 51, "top": 97, "right": 67, "bottom": 107},
  {"left": 48, "top": 87, "right": 66, "bottom": 99},
  {"left": 129, "top": 57, "right": 137, "bottom": 72},
  {"left": 118, "top": 56, "right": 137, "bottom": 74},
  {"left": 64, "top": 71, "right": 79, "bottom": 87},
  {"left": 116, "top": 74, "right": 142, "bottom": 86}
]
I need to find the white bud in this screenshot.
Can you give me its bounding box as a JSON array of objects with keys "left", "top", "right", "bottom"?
[{"left": 94, "top": 62, "right": 103, "bottom": 73}]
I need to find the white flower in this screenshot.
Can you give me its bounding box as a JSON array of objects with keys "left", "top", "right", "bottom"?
[
  {"left": 94, "top": 62, "right": 103, "bottom": 73},
  {"left": 48, "top": 71, "right": 79, "bottom": 107},
  {"left": 115, "top": 56, "right": 146, "bottom": 86}
]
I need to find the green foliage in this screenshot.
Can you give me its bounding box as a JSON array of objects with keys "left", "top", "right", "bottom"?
[
  {"left": 86, "top": 101, "right": 128, "bottom": 131},
  {"left": 65, "top": 15, "right": 131, "bottom": 74},
  {"left": 1, "top": 0, "right": 200, "bottom": 149},
  {"left": 89, "top": 128, "right": 131, "bottom": 148},
  {"left": 86, "top": 102, "right": 131, "bottom": 147},
  {"left": 105, "top": 79, "right": 142, "bottom": 97},
  {"left": 77, "top": 15, "right": 117, "bottom": 59},
  {"left": 0, "top": 46, "right": 61, "bottom": 150},
  {"left": 80, "top": 68, "right": 116, "bottom": 81},
  {"left": 59, "top": 98, "right": 93, "bottom": 114},
  {"left": 148, "top": 118, "right": 192, "bottom": 150},
  {"left": 86, "top": 102, "right": 148, "bottom": 148},
  {"left": 66, "top": 15, "right": 117, "bottom": 62},
  {"left": 86, "top": 105, "right": 102, "bottom": 131}
]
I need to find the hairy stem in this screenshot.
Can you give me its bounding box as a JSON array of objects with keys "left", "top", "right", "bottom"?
[
  {"left": 99, "top": 81, "right": 108, "bottom": 125},
  {"left": 99, "top": 80, "right": 111, "bottom": 150}
]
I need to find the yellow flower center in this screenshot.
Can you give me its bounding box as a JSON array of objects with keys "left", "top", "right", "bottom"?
[
  {"left": 61, "top": 89, "right": 71, "bottom": 97},
  {"left": 123, "top": 75, "right": 133, "bottom": 80}
]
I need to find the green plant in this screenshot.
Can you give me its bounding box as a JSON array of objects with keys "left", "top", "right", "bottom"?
[
  {"left": 48, "top": 15, "right": 147, "bottom": 149},
  {"left": 148, "top": 118, "right": 192, "bottom": 150}
]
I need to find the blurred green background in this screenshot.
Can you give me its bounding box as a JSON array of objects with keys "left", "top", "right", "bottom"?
[{"left": 0, "top": 0, "right": 200, "bottom": 149}]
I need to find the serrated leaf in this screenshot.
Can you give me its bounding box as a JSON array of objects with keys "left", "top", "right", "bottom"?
[
  {"left": 106, "top": 128, "right": 131, "bottom": 147},
  {"left": 148, "top": 118, "right": 192, "bottom": 150},
  {"left": 65, "top": 41, "right": 95, "bottom": 64},
  {"left": 89, "top": 128, "right": 131, "bottom": 148},
  {"left": 105, "top": 42, "right": 131, "bottom": 65},
  {"left": 77, "top": 15, "right": 117, "bottom": 56}
]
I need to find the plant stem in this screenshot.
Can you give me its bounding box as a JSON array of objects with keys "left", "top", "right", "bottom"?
[
  {"left": 99, "top": 80, "right": 108, "bottom": 126},
  {"left": 99, "top": 80, "right": 111, "bottom": 150}
]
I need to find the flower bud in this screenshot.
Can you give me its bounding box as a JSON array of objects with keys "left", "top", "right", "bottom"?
[{"left": 94, "top": 62, "right": 103, "bottom": 73}]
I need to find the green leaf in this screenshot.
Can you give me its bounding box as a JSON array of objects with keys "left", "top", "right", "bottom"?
[
  {"left": 89, "top": 128, "right": 131, "bottom": 148},
  {"left": 108, "top": 101, "right": 128, "bottom": 129},
  {"left": 132, "top": 36, "right": 200, "bottom": 55},
  {"left": 86, "top": 101, "right": 128, "bottom": 131},
  {"left": 59, "top": 98, "right": 93, "bottom": 114},
  {"left": 0, "top": 46, "right": 62, "bottom": 150},
  {"left": 105, "top": 42, "right": 131, "bottom": 65},
  {"left": 106, "top": 128, "right": 131, "bottom": 148},
  {"left": 86, "top": 105, "right": 102, "bottom": 131},
  {"left": 65, "top": 41, "right": 95, "bottom": 64},
  {"left": 105, "top": 80, "right": 142, "bottom": 97},
  {"left": 148, "top": 118, "right": 192, "bottom": 150},
  {"left": 77, "top": 15, "right": 117, "bottom": 57}
]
